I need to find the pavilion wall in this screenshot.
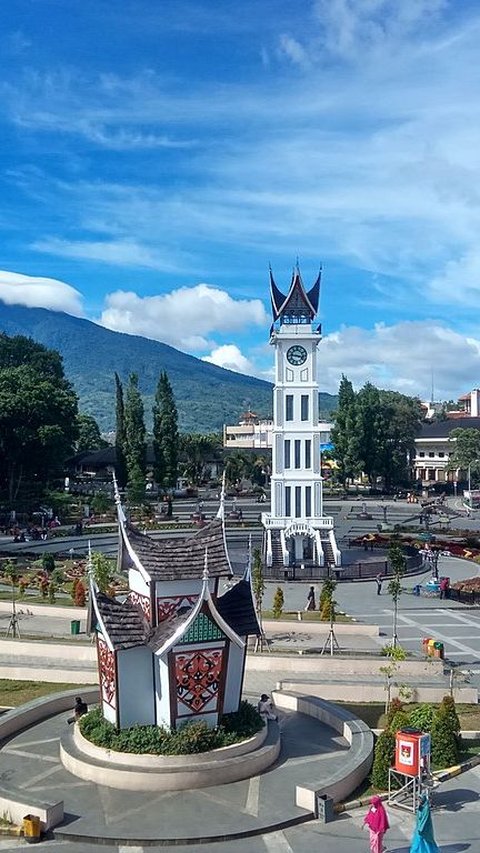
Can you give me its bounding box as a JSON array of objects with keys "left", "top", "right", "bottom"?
[{"left": 117, "top": 646, "right": 156, "bottom": 728}]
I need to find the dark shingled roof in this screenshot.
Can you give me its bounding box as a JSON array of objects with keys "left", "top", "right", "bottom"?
[
  {"left": 123, "top": 517, "right": 233, "bottom": 581},
  {"left": 95, "top": 592, "right": 147, "bottom": 650},
  {"left": 216, "top": 579, "right": 261, "bottom": 637},
  {"left": 146, "top": 613, "right": 187, "bottom": 653},
  {"left": 418, "top": 417, "right": 480, "bottom": 438}
]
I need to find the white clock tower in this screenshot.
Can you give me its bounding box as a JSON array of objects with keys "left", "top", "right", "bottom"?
[{"left": 262, "top": 265, "right": 341, "bottom": 574}]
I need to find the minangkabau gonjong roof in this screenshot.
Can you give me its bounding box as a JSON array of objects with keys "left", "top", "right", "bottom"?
[
  {"left": 121, "top": 516, "right": 234, "bottom": 582},
  {"left": 269, "top": 263, "right": 321, "bottom": 323}
]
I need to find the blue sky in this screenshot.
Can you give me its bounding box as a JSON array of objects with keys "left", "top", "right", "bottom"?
[{"left": 1, "top": 0, "right": 480, "bottom": 399}]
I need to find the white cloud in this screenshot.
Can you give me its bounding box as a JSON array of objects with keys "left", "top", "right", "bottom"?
[
  {"left": 318, "top": 321, "right": 480, "bottom": 399},
  {"left": 0, "top": 270, "right": 84, "bottom": 315},
  {"left": 31, "top": 237, "right": 179, "bottom": 271},
  {"left": 278, "top": 34, "right": 310, "bottom": 68},
  {"left": 99, "top": 284, "right": 268, "bottom": 350},
  {"left": 202, "top": 344, "right": 257, "bottom": 376}
]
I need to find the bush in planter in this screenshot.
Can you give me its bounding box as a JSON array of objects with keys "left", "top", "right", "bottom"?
[
  {"left": 440, "top": 695, "right": 461, "bottom": 743},
  {"left": 79, "top": 701, "right": 263, "bottom": 755},
  {"left": 431, "top": 702, "right": 459, "bottom": 769},
  {"left": 371, "top": 730, "right": 396, "bottom": 791},
  {"left": 388, "top": 710, "right": 410, "bottom": 734},
  {"left": 408, "top": 703, "right": 434, "bottom": 732}
]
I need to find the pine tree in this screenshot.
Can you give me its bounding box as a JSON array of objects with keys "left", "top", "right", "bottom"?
[
  {"left": 152, "top": 371, "right": 179, "bottom": 491},
  {"left": 330, "top": 375, "right": 359, "bottom": 485},
  {"left": 124, "top": 373, "right": 146, "bottom": 502},
  {"left": 114, "top": 373, "right": 128, "bottom": 489},
  {"left": 272, "top": 586, "right": 284, "bottom": 619}
]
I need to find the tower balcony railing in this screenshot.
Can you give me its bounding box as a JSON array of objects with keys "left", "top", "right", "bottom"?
[{"left": 262, "top": 514, "right": 334, "bottom": 530}]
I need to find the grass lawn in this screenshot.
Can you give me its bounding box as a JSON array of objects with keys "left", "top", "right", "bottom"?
[
  {"left": 337, "top": 702, "right": 480, "bottom": 731},
  {"left": 0, "top": 679, "right": 96, "bottom": 707},
  {"left": 262, "top": 609, "right": 353, "bottom": 623},
  {"left": 0, "top": 592, "right": 77, "bottom": 606}
]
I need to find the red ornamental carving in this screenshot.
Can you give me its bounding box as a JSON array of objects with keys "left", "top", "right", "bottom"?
[
  {"left": 129, "top": 590, "right": 151, "bottom": 621},
  {"left": 98, "top": 636, "right": 116, "bottom": 708},
  {"left": 175, "top": 648, "right": 223, "bottom": 714},
  {"left": 158, "top": 594, "right": 197, "bottom": 622}
]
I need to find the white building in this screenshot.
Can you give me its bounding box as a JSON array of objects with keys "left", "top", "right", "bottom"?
[
  {"left": 261, "top": 266, "right": 341, "bottom": 573},
  {"left": 223, "top": 413, "right": 333, "bottom": 450},
  {"left": 413, "top": 416, "right": 480, "bottom": 486}
]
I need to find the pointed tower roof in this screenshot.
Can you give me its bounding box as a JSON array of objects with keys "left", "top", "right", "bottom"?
[
  {"left": 269, "top": 264, "right": 321, "bottom": 322},
  {"left": 216, "top": 534, "right": 261, "bottom": 637}
]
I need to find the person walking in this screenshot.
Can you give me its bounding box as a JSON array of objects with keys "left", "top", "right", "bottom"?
[
  {"left": 409, "top": 792, "right": 440, "bottom": 852},
  {"left": 375, "top": 574, "right": 383, "bottom": 596},
  {"left": 305, "top": 585, "right": 316, "bottom": 611},
  {"left": 363, "top": 795, "right": 389, "bottom": 853}
]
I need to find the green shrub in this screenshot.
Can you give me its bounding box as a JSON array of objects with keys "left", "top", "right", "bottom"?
[
  {"left": 385, "top": 697, "right": 404, "bottom": 729},
  {"left": 42, "top": 553, "right": 55, "bottom": 573},
  {"left": 272, "top": 586, "right": 284, "bottom": 619},
  {"left": 440, "top": 695, "right": 461, "bottom": 740},
  {"left": 222, "top": 700, "right": 263, "bottom": 738},
  {"left": 388, "top": 710, "right": 410, "bottom": 734},
  {"left": 371, "top": 730, "right": 396, "bottom": 790},
  {"left": 79, "top": 701, "right": 263, "bottom": 755},
  {"left": 319, "top": 578, "right": 336, "bottom": 610},
  {"left": 431, "top": 703, "right": 459, "bottom": 769},
  {"left": 408, "top": 704, "right": 434, "bottom": 732}
]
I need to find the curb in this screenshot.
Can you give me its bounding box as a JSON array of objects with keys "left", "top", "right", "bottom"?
[
  {"left": 336, "top": 752, "right": 480, "bottom": 813},
  {"left": 0, "top": 826, "right": 22, "bottom": 837}
]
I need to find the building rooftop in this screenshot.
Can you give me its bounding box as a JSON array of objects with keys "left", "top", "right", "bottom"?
[
  {"left": 418, "top": 417, "right": 480, "bottom": 438},
  {"left": 216, "top": 578, "right": 261, "bottom": 637}
]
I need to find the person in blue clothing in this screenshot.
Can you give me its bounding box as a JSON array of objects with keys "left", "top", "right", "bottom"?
[{"left": 410, "top": 793, "right": 440, "bottom": 852}]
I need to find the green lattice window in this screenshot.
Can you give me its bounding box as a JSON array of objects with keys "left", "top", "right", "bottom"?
[{"left": 178, "top": 612, "right": 225, "bottom": 645}]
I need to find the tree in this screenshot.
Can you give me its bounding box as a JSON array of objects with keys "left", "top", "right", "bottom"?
[
  {"left": 330, "top": 375, "right": 360, "bottom": 485},
  {"left": 91, "top": 552, "right": 115, "bottom": 594},
  {"left": 251, "top": 547, "right": 265, "bottom": 618},
  {"left": 0, "top": 334, "right": 78, "bottom": 505},
  {"left": 124, "top": 373, "right": 146, "bottom": 502},
  {"left": 371, "top": 730, "right": 396, "bottom": 790},
  {"left": 179, "top": 433, "right": 222, "bottom": 485},
  {"left": 152, "top": 371, "right": 179, "bottom": 491},
  {"left": 431, "top": 699, "right": 460, "bottom": 768},
  {"left": 272, "top": 586, "right": 284, "bottom": 619},
  {"left": 114, "top": 373, "right": 128, "bottom": 489},
  {"left": 76, "top": 413, "right": 108, "bottom": 452},
  {"left": 224, "top": 451, "right": 254, "bottom": 487},
  {"left": 74, "top": 579, "right": 86, "bottom": 607},
  {"left": 387, "top": 542, "right": 407, "bottom": 648},
  {"left": 448, "top": 428, "right": 480, "bottom": 482}
]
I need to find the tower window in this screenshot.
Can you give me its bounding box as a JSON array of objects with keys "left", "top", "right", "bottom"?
[
  {"left": 295, "top": 486, "right": 301, "bottom": 518},
  {"left": 305, "top": 439, "right": 311, "bottom": 469},
  {"left": 285, "top": 486, "right": 291, "bottom": 516},
  {"left": 286, "top": 395, "right": 294, "bottom": 421},
  {"left": 294, "top": 440, "right": 301, "bottom": 469},
  {"left": 301, "top": 394, "right": 309, "bottom": 421},
  {"left": 284, "top": 439, "right": 291, "bottom": 469},
  {"left": 305, "top": 486, "right": 311, "bottom": 517}
]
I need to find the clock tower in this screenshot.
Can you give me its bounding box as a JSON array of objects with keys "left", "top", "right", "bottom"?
[{"left": 262, "top": 265, "right": 341, "bottom": 574}]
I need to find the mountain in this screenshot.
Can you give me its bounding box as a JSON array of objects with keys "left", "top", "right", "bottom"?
[{"left": 0, "top": 302, "right": 338, "bottom": 432}]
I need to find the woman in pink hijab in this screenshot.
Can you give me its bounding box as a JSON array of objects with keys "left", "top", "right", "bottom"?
[{"left": 363, "top": 795, "right": 390, "bottom": 853}]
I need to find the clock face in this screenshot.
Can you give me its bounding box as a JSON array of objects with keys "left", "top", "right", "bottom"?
[{"left": 286, "top": 345, "right": 307, "bottom": 366}]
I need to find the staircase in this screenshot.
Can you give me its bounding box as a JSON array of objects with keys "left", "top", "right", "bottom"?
[
  {"left": 321, "top": 537, "right": 335, "bottom": 568},
  {"left": 271, "top": 531, "right": 285, "bottom": 572}
]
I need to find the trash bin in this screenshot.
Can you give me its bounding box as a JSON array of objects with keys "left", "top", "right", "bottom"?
[
  {"left": 422, "top": 637, "right": 431, "bottom": 654},
  {"left": 70, "top": 619, "right": 80, "bottom": 636},
  {"left": 23, "top": 814, "right": 41, "bottom": 843},
  {"left": 315, "top": 793, "right": 335, "bottom": 822},
  {"left": 434, "top": 641, "right": 444, "bottom": 660}
]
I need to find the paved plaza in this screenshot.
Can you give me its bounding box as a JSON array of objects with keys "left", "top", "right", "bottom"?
[{"left": 0, "top": 765, "right": 478, "bottom": 851}]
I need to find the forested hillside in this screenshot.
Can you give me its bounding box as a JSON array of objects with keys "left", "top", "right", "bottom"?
[{"left": 0, "top": 303, "right": 337, "bottom": 431}]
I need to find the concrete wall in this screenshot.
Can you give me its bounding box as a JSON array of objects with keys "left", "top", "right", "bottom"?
[
  {"left": 61, "top": 723, "right": 279, "bottom": 791},
  {"left": 277, "top": 679, "right": 478, "bottom": 704},
  {"left": 272, "top": 691, "right": 374, "bottom": 810},
  {"left": 262, "top": 619, "right": 379, "bottom": 636},
  {"left": 247, "top": 655, "right": 445, "bottom": 676}
]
